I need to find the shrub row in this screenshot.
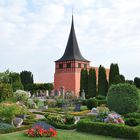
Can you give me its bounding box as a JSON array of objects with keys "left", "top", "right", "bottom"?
[
  {"left": 0, "top": 125, "right": 31, "bottom": 134},
  {"left": 124, "top": 112, "right": 140, "bottom": 119},
  {"left": 77, "top": 119, "right": 140, "bottom": 139},
  {"left": 46, "top": 120, "right": 76, "bottom": 130},
  {"left": 125, "top": 118, "right": 140, "bottom": 127}
]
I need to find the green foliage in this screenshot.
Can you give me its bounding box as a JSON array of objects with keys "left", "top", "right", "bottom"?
[
  {"left": 77, "top": 119, "right": 140, "bottom": 139},
  {"left": 88, "top": 68, "right": 96, "bottom": 98},
  {"left": 86, "top": 98, "right": 98, "bottom": 110},
  {"left": 113, "top": 75, "right": 125, "bottom": 84},
  {"left": 20, "top": 71, "right": 34, "bottom": 90},
  {"left": 134, "top": 77, "right": 140, "bottom": 88},
  {"left": 44, "top": 100, "right": 57, "bottom": 107},
  {"left": 0, "top": 70, "right": 10, "bottom": 83},
  {"left": 45, "top": 114, "right": 76, "bottom": 130},
  {"left": 95, "top": 96, "right": 107, "bottom": 106},
  {"left": 0, "top": 83, "right": 13, "bottom": 101},
  {"left": 80, "top": 69, "right": 88, "bottom": 98},
  {"left": 56, "top": 99, "right": 69, "bottom": 107},
  {"left": 9, "top": 72, "right": 23, "bottom": 92},
  {"left": 14, "top": 90, "right": 30, "bottom": 102},
  {"left": 124, "top": 112, "right": 140, "bottom": 119},
  {"left": 109, "top": 63, "right": 120, "bottom": 86},
  {"left": 0, "top": 123, "right": 13, "bottom": 130},
  {"left": 0, "top": 125, "right": 31, "bottom": 134},
  {"left": 65, "top": 115, "right": 75, "bottom": 125},
  {"left": 107, "top": 83, "right": 140, "bottom": 114},
  {"left": 98, "top": 65, "right": 108, "bottom": 96},
  {"left": 0, "top": 102, "right": 28, "bottom": 123},
  {"left": 125, "top": 118, "right": 140, "bottom": 127},
  {"left": 46, "top": 120, "right": 76, "bottom": 130}
]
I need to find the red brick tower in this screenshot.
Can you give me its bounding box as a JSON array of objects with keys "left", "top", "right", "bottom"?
[{"left": 54, "top": 16, "right": 90, "bottom": 96}]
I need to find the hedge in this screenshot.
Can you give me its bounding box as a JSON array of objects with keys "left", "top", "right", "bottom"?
[
  {"left": 124, "top": 112, "right": 140, "bottom": 119},
  {"left": 0, "top": 125, "right": 31, "bottom": 134},
  {"left": 46, "top": 120, "right": 76, "bottom": 130},
  {"left": 77, "top": 119, "right": 140, "bottom": 139}
]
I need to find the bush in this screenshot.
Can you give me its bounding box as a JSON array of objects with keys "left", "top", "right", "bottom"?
[
  {"left": 77, "top": 119, "right": 140, "bottom": 139},
  {"left": 56, "top": 99, "right": 69, "bottom": 107},
  {"left": 65, "top": 115, "right": 75, "bottom": 125},
  {"left": 96, "top": 99, "right": 107, "bottom": 106},
  {"left": 0, "top": 125, "right": 31, "bottom": 134},
  {"left": 46, "top": 120, "right": 76, "bottom": 130},
  {"left": 0, "top": 102, "right": 28, "bottom": 123},
  {"left": 81, "top": 99, "right": 87, "bottom": 106},
  {"left": 44, "top": 100, "right": 57, "bottom": 108},
  {"left": 0, "top": 83, "right": 13, "bottom": 101},
  {"left": 125, "top": 118, "right": 140, "bottom": 127},
  {"left": 107, "top": 84, "right": 140, "bottom": 114},
  {"left": 96, "top": 95, "right": 106, "bottom": 100},
  {"left": 0, "top": 122, "right": 13, "bottom": 130},
  {"left": 86, "top": 98, "right": 98, "bottom": 110},
  {"left": 124, "top": 112, "right": 140, "bottom": 119},
  {"left": 14, "top": 90, "right": 30, "bottom": 102}
]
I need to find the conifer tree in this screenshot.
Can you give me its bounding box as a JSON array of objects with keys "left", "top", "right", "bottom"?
[
  {"left": 88, "top": 68, "right": 96, "bottom": 98},
  {"left": 109, "top": 63, "right": 120, "bottom": 86},
  {"left": 80, "top": 69, "right": 88, "bottom": 98},
  {"left": 98, "top": 65, "right": 108, "bottom": 96}
]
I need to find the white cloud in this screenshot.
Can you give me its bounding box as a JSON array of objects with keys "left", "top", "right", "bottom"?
[{"left": 0, "top": 0, "right": 140, "bottom": 82}]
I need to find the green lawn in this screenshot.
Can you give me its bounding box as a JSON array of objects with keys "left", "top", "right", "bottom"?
[{"left": 0, "top": 130, "right": 120, "bottom": 140}]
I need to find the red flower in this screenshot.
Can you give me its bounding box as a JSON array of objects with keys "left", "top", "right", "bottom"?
[{"left": 25, "top": 126, "right": 57, "bottom": 138}]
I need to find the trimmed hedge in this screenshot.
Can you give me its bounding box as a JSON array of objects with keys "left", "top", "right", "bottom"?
[
  {"left": 124, "top": 112, "right": 140, "bottom": 119},
  {"left": 46, "top": 120, "right": 76, "bottom": 130},
  {"left": 125, "top": 118, "right": 140, "bottom": 127},
  {"left": 77, "top": 119, "right": 140, "bottom": 139},
  {"left": 0, "top": 125, "right": 31, "bottom": 134}
]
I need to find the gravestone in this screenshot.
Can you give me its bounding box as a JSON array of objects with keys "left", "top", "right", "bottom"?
[
  {"left": 81, "top": 89, "right": 85, "bottom": 100},
  {"left": 74, "top": 103, "right": 81, "bottom": 112}
]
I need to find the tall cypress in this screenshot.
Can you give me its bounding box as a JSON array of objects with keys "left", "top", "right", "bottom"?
[
  {"left": 88, "top": 68, "right": 96, "bottom": 98},
  {"left": 80, "top": 69, "right": 88, "bottom": 98},
  {"left": 98, "top": 65, "right": 108, "bottom": 96},
  {"left": 80, "top": 69, "right": 85, "bottom": 96},
  {"left": 109, "top": 63, "right": 120, "bottom": 86}
]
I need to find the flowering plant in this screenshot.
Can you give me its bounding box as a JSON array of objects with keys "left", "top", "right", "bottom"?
[
  {"left": 104, "top": 112, "right": 125, "bottom": 124},
  {"left": 26, "top": 125, "right": 57, "bottom": 137}
]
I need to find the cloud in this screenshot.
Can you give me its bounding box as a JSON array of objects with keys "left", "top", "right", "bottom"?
[{"left": 0, "top": 0, "right": 140, "bottom": 82}]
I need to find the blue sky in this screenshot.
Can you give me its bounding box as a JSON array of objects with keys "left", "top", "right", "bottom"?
[{"left": 0, "top": 0, "right": 140, "bottom": 82}]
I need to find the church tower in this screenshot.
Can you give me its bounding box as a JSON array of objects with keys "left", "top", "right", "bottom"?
[{"left": 54, "top": 16, "right": 90, "bottom": 96}]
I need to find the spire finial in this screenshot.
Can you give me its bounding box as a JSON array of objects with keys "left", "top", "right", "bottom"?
[{"left": 72, "top": 6, "right": 73, "bottom": 15}]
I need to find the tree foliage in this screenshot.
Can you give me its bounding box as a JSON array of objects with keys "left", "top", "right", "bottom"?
[
  {"left": 134, "top": 77, "right": 140, "bottom": 88},
  {"left": 0, "top": 83, "right": 13, "bottom": 101},
  {"left": 109, "top": 63, "right": 120, "bottom": 86},
  {"left": 80, "top": 69, "right": 88, "bottom": 98},
  {"left": 98, "top": 65, "right": 108, "bottom": 96},
  {"left": 88, "top": 68, "right": 96, "bottom": 98},
  {"left": 107, "top": 83, "right": 140, "bottom": 114},
  {"left": 20, "top": 71, "right": 34, "bottom": 90}
]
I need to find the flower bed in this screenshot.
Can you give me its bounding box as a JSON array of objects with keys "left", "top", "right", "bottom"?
[
  {"left": 70, "top": 110, "right": 90, "bottom": 116},
  {"left": 26, "top": 125, "right": 57, "bottom": 137},
  {"left": 77, "top": 118, "right": 140, "bottom": 139}
]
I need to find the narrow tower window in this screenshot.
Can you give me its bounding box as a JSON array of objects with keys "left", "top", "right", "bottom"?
[
  {"left": 84, "top": 64, "right": 87, "bottom": 68},
  {"left": 67, "top": 63, "right": 71, "bottom": 68},
  {"left": 78, "top": 63, "right": 81, "bottom": 68},
  {"left": 59, "top": 64, "right": 63, "bottom": 69}
]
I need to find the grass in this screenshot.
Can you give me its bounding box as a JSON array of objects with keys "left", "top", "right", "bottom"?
[{"left": 0, "top": 129, "right": 120, "bottom": 140}]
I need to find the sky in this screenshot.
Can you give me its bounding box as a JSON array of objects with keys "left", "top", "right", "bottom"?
[{"left": 0, "top": 0, "right": 140, "bottom": 83}]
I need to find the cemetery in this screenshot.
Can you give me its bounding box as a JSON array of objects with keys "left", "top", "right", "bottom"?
[{"left": 0, "top": 1, "right": 140, "bottom": 140}]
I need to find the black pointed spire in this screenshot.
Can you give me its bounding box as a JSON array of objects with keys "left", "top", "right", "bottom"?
[{"left": 56, "top": 15, "right": 89, "bottom": 62}]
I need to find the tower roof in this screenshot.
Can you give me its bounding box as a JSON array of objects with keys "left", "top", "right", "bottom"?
[{"left": 56, "top": 16, "right": 89, "bottom": 62}]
